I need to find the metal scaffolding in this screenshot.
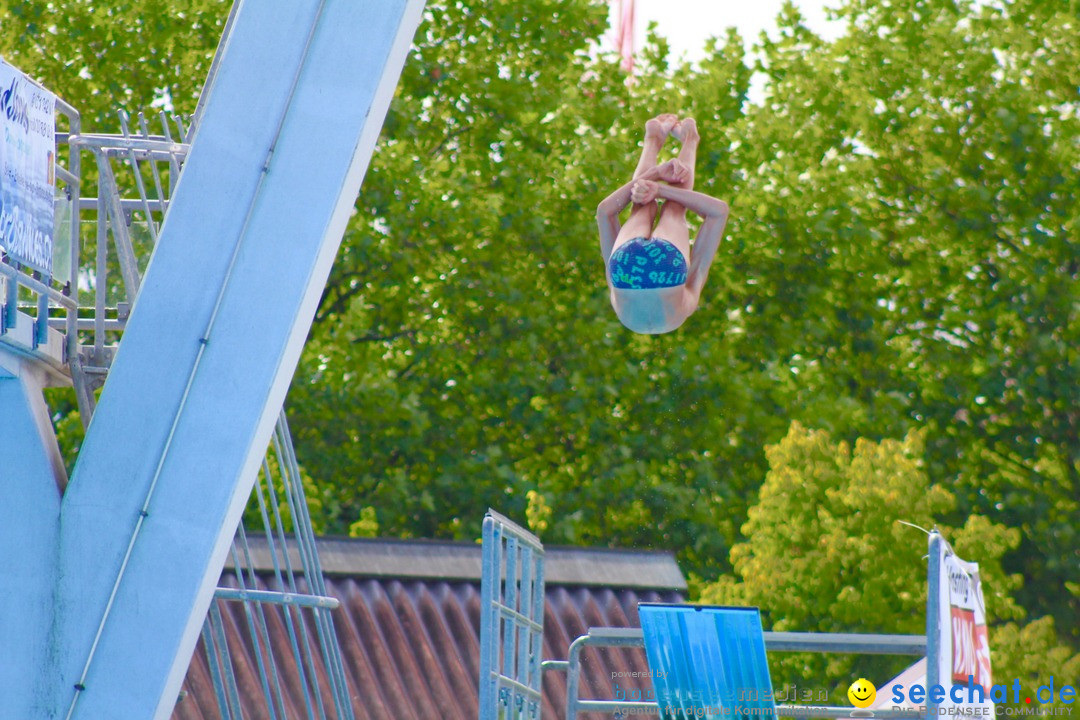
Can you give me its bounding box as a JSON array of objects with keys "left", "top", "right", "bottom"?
[
  {"left": 1, "top": 99, "right": 355, "bottom": 718},
  {"left": 202, "top": 411, "right": 355, "bottom": 720}
]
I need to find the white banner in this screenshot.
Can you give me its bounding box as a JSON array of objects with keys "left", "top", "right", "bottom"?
[
  {"left": 0, "top": 57, "right": 56, "bottom": 274},
  {"left": 935, "top": 538, "right": 995, "bottom": 713}
]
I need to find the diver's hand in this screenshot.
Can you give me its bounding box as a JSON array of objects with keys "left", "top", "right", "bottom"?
[
  {"left": 637, "top": 164, "right": 663, "bottom": 181},
  {"left": 658, "top": 159, "right": 691, "bottom": 185},
  {"left": 631, "top": 179, "right": 659, "bottom": 205}
]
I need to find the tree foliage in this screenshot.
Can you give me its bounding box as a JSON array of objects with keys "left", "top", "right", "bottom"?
[
  {"left": 0, "top": 0, "right": 225, "bottom": 130},
  {"left": 289, "top": 0, "right": 1078, "bottom": 644},
  {"left": 700, "top": 423, "right": 1077, "bottom": 705}
]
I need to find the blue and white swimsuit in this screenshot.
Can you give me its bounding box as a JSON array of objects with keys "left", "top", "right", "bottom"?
[{"left": 609, "top": 237, "right": 688, "bottom": 289}]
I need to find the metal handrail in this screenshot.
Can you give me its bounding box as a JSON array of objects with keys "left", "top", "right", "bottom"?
[
  {"left": 63, "top": 110, "right": 192, "bottom": 423},
  {"left": 479, "top": 510, "right": 546, "bottom": 720},
  {"left": 0, "top": 264, "right": 78, "bottom": 310},
  {"left": 559, "top": 627, "right": 929, "bottom": 720},
  {"left": 213, "top": 587, "right": 341, "bottom": 610}
]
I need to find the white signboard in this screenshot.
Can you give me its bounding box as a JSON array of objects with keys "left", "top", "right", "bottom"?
[
  {"left": 0, "top": 57, "right": 56, "bottom": 274},
  {"left": 945, "top": 549, "right": 993, "bottom": 690},
  {"left": 935, "top": 537, "right": 995, "bottom": 714},
  {"left": 881, "top": 538, "right": 995, "bottom": 717}
]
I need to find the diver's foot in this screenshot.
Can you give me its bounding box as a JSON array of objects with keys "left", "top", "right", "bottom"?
[
  {"left": 671, "top": 117, "right": 699, "bottom": 143},
  {"left": 645, "top": 114, "right": 679, "bottom": 141}
]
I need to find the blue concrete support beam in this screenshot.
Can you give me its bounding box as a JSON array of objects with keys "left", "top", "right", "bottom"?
[
  {"left": 0, "top": 359, "right": 65, "bottom": 719},
  {"left": 51, "top": 0, "right": 424, "bottom": 717}
]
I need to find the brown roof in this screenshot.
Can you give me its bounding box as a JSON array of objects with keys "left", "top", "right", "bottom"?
[{"left": 174, "top": 537, "right": 685, "bottom": 720}]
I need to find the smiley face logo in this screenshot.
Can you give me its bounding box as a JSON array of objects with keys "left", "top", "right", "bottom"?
[{"left": 848, "top": 678, "right": 877, "bottom": 708}]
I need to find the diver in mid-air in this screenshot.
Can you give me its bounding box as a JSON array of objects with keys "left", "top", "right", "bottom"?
[{"left": 596, "top": 115, "right": 730, "bottom": 334}]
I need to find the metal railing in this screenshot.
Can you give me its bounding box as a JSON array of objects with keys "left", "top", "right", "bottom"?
[
  {"left": 64, "top": 109, "right": 193, "bottom": 423},
  {"left": 553, "top": 628, "right": 928, "bottom": 720},
  {"left": 479, "top": 510, "right": 547, "bottom": 720},
  {"left": 199, "top": 410, "right": 356, "bottom": 720},
  {"left": 0, "top": 98, "right": 193, "bottom": 425}
]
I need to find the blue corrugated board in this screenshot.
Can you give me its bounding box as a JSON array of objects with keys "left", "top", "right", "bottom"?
[{"left": 639, "top": 604, "right": 778, "bottom": 720}]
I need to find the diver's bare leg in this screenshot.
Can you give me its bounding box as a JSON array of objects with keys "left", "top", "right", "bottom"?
[
  {"left": 633, "top": 114, "right": 677, "bottom": 179},
  {"left": 654, "top": 118, "right": 700, "bottom": 248},
  {"left": 668, "top": 117, "right": 699, "bottom": 190},
  {"left": 621, "top": 114, "right": 678, "bottom": 239}
]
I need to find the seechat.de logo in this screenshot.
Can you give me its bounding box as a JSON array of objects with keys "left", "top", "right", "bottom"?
[{"left": 891, "top": 676, "right": 1076, "bottom": 706}]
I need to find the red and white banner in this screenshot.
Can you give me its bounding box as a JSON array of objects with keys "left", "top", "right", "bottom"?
[
  {"left": 945, "top": 550, "right": 992, "bottom": 691},
  {"left": 934, "top": 538, "right": 994, "bottom": 713}
]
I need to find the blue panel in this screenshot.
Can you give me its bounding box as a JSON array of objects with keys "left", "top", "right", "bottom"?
[
  {"left": 639, "top": 604, "right": 778, "bottom": 720},
  {"left": 0, "top": 370, "right": 63, "bottom": 719}
]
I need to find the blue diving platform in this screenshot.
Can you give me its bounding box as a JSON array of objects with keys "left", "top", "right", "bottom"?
[{"left": 639, "top": 604, "right": 778, "bottom": 720}]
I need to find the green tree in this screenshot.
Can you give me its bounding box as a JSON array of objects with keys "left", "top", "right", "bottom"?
[
  {"left": 0, "top": 0, "right": 227, "bottom": 130},
  {"left": 700, "top": 423, "right": 1077, "bottom": 708}
]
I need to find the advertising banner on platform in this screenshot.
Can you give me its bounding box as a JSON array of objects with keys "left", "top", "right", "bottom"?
[
  {"left": 935, "top": 536, "right": 995, "bottom": 714},
  {"left": 882, "top": 537, "right": 995, "bottom": 716},
  {"left": 0, "top": 57, "right": 56, "bottom": 275},
  {"left": 944, "top": 547, "right": 993, "bottom": 691}
]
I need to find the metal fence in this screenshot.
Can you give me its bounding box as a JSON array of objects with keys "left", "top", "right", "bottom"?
[
  {"left": 479, "top": 515, "right": 944, "bottom": 720},
  {"left": 479, "top": 510, "right": 547, "bottom": 720},
  {"left": 65, "top": 109, "right": 193, "bottom": 422},
  {"left": 0, "top": 99, "right": 193, "bottom": 424}
]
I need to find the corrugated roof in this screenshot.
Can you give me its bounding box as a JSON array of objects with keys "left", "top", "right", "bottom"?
[{"left": 176, "top": 537, "right": 685, "bottom": 719}]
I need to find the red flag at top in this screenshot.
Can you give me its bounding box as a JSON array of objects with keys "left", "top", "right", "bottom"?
[{"left": 612, "top": 0, "right": 636, "bottom": 72}]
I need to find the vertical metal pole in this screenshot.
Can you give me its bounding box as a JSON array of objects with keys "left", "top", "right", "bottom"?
[
  {"left": 479, "top": 515, "right": 497, "bottom": 720},
  {"left": 530, "top": 550, "right": 544, "bottom": 719},
  {"left": 517, "top": 546, "right": 533, "bottom": 718},
  {"left": 64, "top": 104, "right": 81, "bottom": 368},
  {"left": 92, "top": 151, "right": 108, "bottom": 362},
  {"left": 926, "top": 532, "right": 942, "bottom": 720},
  {"left": 4, "top": 276, "right": 16, "bottom": 330},
  {"left": 35, "top": 277, "right": 49, "bottom": 346},
  {"left": 565, "top": 636, "right": 585, "bottom": 720},
  {"left": 504, "top": 536, "right": 519, "bottom": 715}
]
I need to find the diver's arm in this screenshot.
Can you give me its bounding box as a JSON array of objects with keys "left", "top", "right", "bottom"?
[
  {"left": 684, "top": 204, "right": 729, "bottom": 298},
  {"left": 653, "top": 184, "right": 729, "bottom": 296},
  {"left": 653, "top": 185, "right": 729, "bottom": 220},
  {"left": 596, "top": 166, "right": 663, "bottom": 262},
  {"left": 595, "top": 188, "right": 628, "bottom": 264}
]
